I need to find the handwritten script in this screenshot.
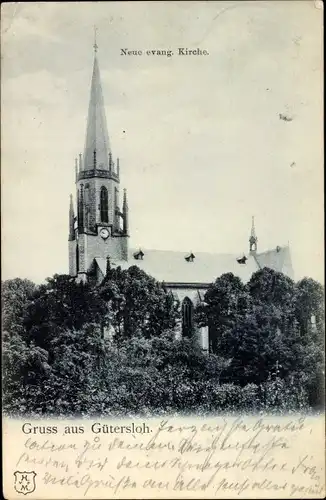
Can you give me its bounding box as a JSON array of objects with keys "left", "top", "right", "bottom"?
[{"left": 4, "top": 415, "right": 325, "bottom": 498}]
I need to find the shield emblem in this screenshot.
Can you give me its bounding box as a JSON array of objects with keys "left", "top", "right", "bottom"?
[{"left": 14, "top": 471, "right": 37, "bottom": 495}]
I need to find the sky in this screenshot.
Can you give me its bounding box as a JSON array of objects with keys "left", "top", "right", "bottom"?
[{"left": 1, "top": 1, "right": 324, "bottom": 284}]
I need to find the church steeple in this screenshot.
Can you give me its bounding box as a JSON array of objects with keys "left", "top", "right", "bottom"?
[
  {"left": 83, "top": 33, "right": 111, "bottom": 171},
  {"left": 249, "top": 216, "right": 258, "bottom": 253},
  {"left": 69, "top": 34, "right": 129, "bottom": 280}
]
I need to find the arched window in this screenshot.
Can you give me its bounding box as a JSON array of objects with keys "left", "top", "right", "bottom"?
[
  {"left": 85, "top": 184, "right": 90, "bottom": 227},
  {"left": 182, "top": 297, "right": 194, "bottom": 337},
  {"left": 100, "top": 186, "right": 109, "bottom": 223},
  {"left": 114, "top": 187, "right": 120, "bottom": 230},
  {"left": 78, "top": 185, "right": 84, "bottom": 228},
  {"left": 208, "top": 323, "right": 217, "bottom": 354}
]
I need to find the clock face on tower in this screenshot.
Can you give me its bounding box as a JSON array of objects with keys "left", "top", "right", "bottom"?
[{"left": 99, "top": 228, "right": 110, "bottom": 240}]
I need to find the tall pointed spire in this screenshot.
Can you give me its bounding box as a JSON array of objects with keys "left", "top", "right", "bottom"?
[
  {"left": 249, "top": 216, "right": 258, "bottom": 253},
  {"left": 83, "top": 30, "right": 111, "bottom": 171},
  {"left": 250, "top": 216, "right": 256, "bottom": 239}
]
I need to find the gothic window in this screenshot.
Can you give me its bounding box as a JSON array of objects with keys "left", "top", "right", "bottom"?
[
  {"left": 78, "top": 185, "right": 84, "bottom": 228},
  {"left": 85, "top": 184, "right": 90, "bottom": 227},
  {"left": 114, "top": 187, "right": 119, "bottom": 210},
  {"left": 100, "top": 186, "right": 109, "bottom": 223},
  {"left": 208, "top": 324, "right": 218, "bottom": 354},
  {"left": 182, "top": 297, "right": 194, "bottom": 337},
  {"left": 84, "top": 184, "right": 89, "bottom": 203},
  {"left": 114, "top": 187, "right": 120, "bottom": 230}
]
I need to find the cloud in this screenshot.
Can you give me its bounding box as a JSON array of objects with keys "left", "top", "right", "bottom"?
[
  {"left": 2, "top": 70, "right": 69, "bottom": 107},
  {"left": 2, "top": 3, "right": 63, "bottom": 42}
]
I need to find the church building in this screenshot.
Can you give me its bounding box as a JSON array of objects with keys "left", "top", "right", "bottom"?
[{"left": 68, "top": 43, "right": 294, "bottom": 350}]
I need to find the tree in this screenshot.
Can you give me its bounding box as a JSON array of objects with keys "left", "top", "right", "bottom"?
[
  {"left": 99, "top": 266, "right": 180, "bottom": 341},
  {"left": 42, "top": 323, "right": 108, "bottom": 415},
  {"left": 295, "top": 277, "right": 324, "bottom": 337},
  {"left": 245, "top": 268, "right": 297, "bottom": 380},
  {"left": 244, "top": 270, "right": 324, "bottom": 404},
  {"left": 2, "top": 332, "right": 51, "bottom": 415},
  {"left": 247, "top": 267, "right": 297, "bottom": 328},
  {"left": 23, "top": 274, "right": 107, "bottom": 353},
  {"left": 196, "top": 272, "right": 250, "bottom": 355},
  {"left": 196, "top": 268, "right": 324, "bottom": 400},
  {"left": 2, "top": 278, "right": 37, "bottom": 335},
  {"left": 294, "top": 278, "right": 324, "bottom": 406}
]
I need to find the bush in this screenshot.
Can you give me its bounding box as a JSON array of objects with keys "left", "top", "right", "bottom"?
[
  {"left": 2, "top": 328, "right": 311, "bottom": 417},
  {"left": 261, "top": 376, "right": 309, "bottom": 413}
]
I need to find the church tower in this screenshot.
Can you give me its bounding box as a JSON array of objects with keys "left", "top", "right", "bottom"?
[{"left": 68, "top": 36, "right": 129, "bottom": 281}]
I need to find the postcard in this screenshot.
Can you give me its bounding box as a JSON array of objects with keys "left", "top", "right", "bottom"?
[{"left": 1, "top": 1, "right": 325, "bottom": 498}]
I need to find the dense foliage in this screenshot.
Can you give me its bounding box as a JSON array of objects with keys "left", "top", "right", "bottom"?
[
  {"left": 196, "top": 268, "right": 325, "bottom": 407},
  {"left": 2, "top": 267, "right": 324, "bottom": 416},
  {"left": 98, "top": 265, "right": 180, "bottom": 341},
  {"left": 2, "top": 278, "right": 36, "bottom": 335}
]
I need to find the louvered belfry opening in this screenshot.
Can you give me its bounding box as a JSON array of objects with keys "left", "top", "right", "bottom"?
[{"left": 100, "top": 186, "right": 109, "bottom": 223}]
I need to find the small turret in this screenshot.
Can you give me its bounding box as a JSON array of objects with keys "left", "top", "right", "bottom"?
[
  {"left": 249, "top": 216, "right": 258, "bottom": 253},
  {"left": 117, "top": 157, "right": 120, "bottom": 178},
  {"left": 68, "top": 194, "right": 75, "bottom": 241},
  {"left": 122, "top": 188, "right": 129, "bottom": 235},
  {"left": 75, "top": 158, "right": 78, "bottom": 183}
]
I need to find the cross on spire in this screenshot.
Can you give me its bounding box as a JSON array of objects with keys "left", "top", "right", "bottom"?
[{"left": 93, "top": 26, "right": 98, "bottom": 53}]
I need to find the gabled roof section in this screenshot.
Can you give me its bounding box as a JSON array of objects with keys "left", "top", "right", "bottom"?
[
  {"left": 83, "top": 54, "right": 111, "bottom": 170},
  {"left": 255, "top": 245, "right": 294, "bottom": 279},
  {"left": 94, "top": 245, "right": 294, "bottom": 285}
]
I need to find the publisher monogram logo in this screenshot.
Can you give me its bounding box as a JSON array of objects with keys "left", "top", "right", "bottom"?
[{"left": 14, "top": 471, "right": 37, "bottom": 495}]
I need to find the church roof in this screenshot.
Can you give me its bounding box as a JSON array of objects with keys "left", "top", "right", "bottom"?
[
  {"left": 95, "top": 249, "right": 258, "bottom": 284},
  {"left": 83, "top": 53, "right": 111, "bottom": 170},
  {"left": 94, "top": 245, "right": 294, "bottom": 285},
  {"left": 255, "top": 245, "right": 294, "bottom": 278}
]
